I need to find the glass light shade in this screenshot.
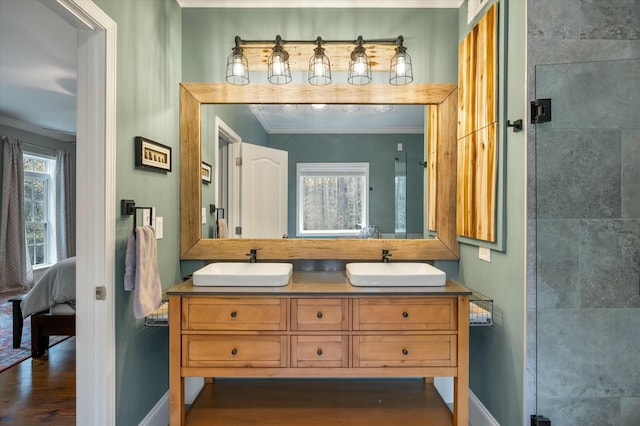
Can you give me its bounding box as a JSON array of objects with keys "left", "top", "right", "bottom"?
[
  {"left": 311, "top": 104, "right": 328, "bottom": 111},
  {"left": 390, "top": 51, "right": 413, "bottom": 85},
  {"left": 374, "top": 105, "right": 393, "bottom": 113},
  {"left": 225, "top": 52, "right": 249, "bottom": 85},
  {"left": 268, "top": 51, "right": 292, "bottom": 85},
  {"left": 342, "top": 105, "right": 360, "bottom": 113},
  {"left": 348, "top": 52, "right": 372, "bottom": 85},
  {"left": 308, "top": 47, "right": 331, "bottom": 86}
]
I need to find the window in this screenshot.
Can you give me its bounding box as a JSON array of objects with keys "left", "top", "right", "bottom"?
[
  {"left": 24, "top": 154, "right": 56, "bottom": 267},
  {"left": 297, "top": 163, "right": 369, "bottom": 237}
]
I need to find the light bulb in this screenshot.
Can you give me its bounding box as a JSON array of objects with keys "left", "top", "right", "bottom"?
[
  {"left": 396, "top": 56, "right": 406, "bottom": 77},
  {"left": 354, "top": 57, "right": 367, "bottom": 76},
  {"left": 232, "top": 58, "right": 244, "bottom": 76},
  {"left": 272, "top": 57, "right": 283, "bottom": 76},
  {"left": 313, "top": 58, "right": 324, "bottom": 77}
]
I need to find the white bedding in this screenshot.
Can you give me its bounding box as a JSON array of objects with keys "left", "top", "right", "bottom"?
[{"left": 20, "top": 256, "right": 76, "bottom": 318}]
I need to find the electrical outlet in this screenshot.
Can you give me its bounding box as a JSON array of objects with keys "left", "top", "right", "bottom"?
[
  {"left": 155, "top": 217, "right": 163, "bottom": 239},
  {"left": 478, "top": 246, "right": 491, "bottom": 262},
  {"left": 397, "top": 143, "right": 403, "bottom": 151}
]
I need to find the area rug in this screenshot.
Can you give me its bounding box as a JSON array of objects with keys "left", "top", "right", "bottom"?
[{"left": 0, "top": 293, "right": 69, "bottom": 372}]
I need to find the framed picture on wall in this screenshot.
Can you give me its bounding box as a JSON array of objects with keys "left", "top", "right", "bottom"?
[
  {"left": 201, "top": 161, "right": 212, "bottom": 184},
  {"left": 135, "top": 136, "right": 172, "bottom": 172}
]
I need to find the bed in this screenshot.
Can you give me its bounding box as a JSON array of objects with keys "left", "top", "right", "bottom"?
[{"left": 16, "top": 256, "right": 76, "bottom": 357}]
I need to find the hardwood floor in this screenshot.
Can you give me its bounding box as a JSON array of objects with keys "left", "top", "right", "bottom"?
[
  {"left": 0, "top": 337, "right": 75, "bottom": 425},
  {"left": 186, "top": 378, "right": 453, "bottom": 425}
]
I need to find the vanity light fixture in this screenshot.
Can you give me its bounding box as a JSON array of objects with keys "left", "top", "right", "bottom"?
[
  {"left": 226, "top": 35, "right": 412, "bottom": 86},
  {"left": 308, "top": 36, "right": 331, "bottom": 86},
  {"left": 310, "top": 104, "right": 329, "bottom": 111},
  {"left": 225, "top": 35, "right": 249, "bottom": 85},
  {"left": 280, "top": 104, "right": 297, "bottom": 112},
  {"left": 389, "top": 35, "right": 413, "bottom": 85},
  {"left": 268, "top": 35, "right": 292, "bottom": 85},
  {"left": 348, "top": 36, "right": 372, "bottom": 86},
  {"left": 342, "top": 105, "right": 360, "bottom": 113}
]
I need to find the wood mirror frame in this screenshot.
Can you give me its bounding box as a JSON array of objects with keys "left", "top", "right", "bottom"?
[{"left": 180, "top": 82, "right": 458, "bottom": 261}]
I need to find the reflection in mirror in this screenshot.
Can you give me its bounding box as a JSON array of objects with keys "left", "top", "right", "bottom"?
[
  {"left": 179, "top": 82, "right": 459, "bottom": 261},
  {"left": 200, "top": 104, "right": 431, "bottom": 240}
]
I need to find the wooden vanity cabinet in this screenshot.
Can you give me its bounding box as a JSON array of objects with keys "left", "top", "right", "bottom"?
[{"left": 169, "top": 279, "right": 470, "bottom": 426}]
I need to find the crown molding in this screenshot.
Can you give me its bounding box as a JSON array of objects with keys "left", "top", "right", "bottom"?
[{"left": 176, "top": 0, "right": 463, "bottom": 8}]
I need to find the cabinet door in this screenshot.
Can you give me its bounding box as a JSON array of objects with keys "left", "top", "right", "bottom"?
[
  {"left": 183, "top": 297, "right": 287, "bottom": 331},
  {"left": 353, "top": 298, "right": 457, "bottom": 331},
  {"left": 183, "top": 335, "right": 287, "bottom": 368},
  {"left": 291, "top": 335, "right": 349, "bottom": 368},
  {"left": 353, "top": 335, "right": 457, "bottom": 368},
  {"left": 291, "top": 299, "right": 349, "bottom": 331}
]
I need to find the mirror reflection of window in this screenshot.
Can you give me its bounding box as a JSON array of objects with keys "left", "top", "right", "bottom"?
[
  {"left": 395, "top": 154, "right": 407, "bottom": 238},
  {"left": 297, "top": 162, "right": 369, "bottom": 237}
]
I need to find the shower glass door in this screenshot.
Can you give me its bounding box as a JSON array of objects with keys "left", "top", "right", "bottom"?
[{"left": 535, "top": 58, "right": 639, "bottom": 424}]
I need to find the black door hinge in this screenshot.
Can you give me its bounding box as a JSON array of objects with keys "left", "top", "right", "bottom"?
[
  {"left": 531, "top": 414, "right": 551, "bottom": 426},
  {"left": 531, "top": 98, "right": 552, "bottom": 124}
]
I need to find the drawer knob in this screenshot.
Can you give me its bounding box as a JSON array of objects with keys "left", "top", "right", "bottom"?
[
  {"left": 231, "top": 348, "right": 238, "bottom": 355},
  {"left": 402, "top": 348, "right": 409, "bottom": 356},
  {"left": 317, "top": 312, "right": 323, "bottom": 319},
  {"left": 402, "top": 311, "right": 409, "bottom": 318},
  {"left": 317, "top": 348, "right": 323, "bottom": 356},
  {"left": 230, "top": 311, "right": 237, "bottom": 318}
]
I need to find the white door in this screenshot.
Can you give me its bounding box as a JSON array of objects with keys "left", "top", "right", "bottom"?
[{"left": 237, "top": 143, "right": 288, "bottom": 238}]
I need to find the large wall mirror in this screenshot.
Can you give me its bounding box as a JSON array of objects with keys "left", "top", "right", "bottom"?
[{"left": 180, "top": 83, "right": 458, "bottom": 261}]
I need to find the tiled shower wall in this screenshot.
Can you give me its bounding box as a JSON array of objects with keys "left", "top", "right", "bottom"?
[{"left": 526, "top": 1, "right": 640, "bottom": 424}]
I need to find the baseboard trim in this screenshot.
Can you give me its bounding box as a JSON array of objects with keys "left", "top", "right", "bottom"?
[
  {"left": 469, "top": 389, "right": 500, "bottom": 426},
  {"left": 138, "top": 390, "right": 169, "bottom": 426},
  {"left": 140, "top": 386, "right": 500, "bottom": 426}
]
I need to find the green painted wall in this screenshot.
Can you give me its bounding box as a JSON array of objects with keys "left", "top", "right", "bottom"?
[
  {"left": 267, "top": 133, "right": 424, "bottom": 238},
  {"left": 93, "top": 0, "right": 182, "bottom": 424},
  {"left": 457, "top": 1, "right": 527, "bottom": 425}
]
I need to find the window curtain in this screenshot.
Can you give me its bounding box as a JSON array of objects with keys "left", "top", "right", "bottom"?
[
  {"left": 55, "top": 149, "right": 76, "bottom": 259},
  {"left": 0, "top": 136, "right": 33, "bottom": 293}
]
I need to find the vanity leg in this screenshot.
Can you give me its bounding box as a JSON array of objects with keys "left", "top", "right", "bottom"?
[
  {"left": 169, "top": 295, "right": 184, "bottom": 425},
  {"left": 454, "top": 295, "right": 470, "bottom": 426}
]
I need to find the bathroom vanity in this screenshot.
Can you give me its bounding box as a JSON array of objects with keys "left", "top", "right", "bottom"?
[{"left": 167, "top": 271, "right": 471, "bottom": 425}]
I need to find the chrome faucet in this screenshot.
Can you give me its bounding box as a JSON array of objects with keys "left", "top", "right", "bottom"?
[
  {"left": 247, "top": 249, "right": 258, "bottom": 263},
  {"left": 382, "top": 249, "right": 392, "bottom": 263}
]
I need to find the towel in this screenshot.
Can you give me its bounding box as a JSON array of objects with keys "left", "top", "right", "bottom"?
[
  {"left": 218, "top": 218, "right": 228, "bottom": 238},
  {"left": 124, "top": 226, "right": 162, "bottom": 319},
  {"left": 469, "top": 302, "right": 492, "bottom": 325}
]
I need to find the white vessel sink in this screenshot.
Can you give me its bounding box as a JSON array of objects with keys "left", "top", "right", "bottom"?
[
  {"left": 346, "top": 262, "right": 446, "bottom": 287},
  {"left": 192, "top": 262, "right": 293, "bottom": 287}
]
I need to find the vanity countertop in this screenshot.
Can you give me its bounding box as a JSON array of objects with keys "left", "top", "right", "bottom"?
[{"left": 167, "top": 271, "right": 472, "bottom": 296}]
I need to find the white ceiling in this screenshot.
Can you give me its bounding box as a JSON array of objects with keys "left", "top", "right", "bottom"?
[
  {"left": 0, "top": 0, "right": 458, "bottom": 141},
  {"left": 0, "top": 0, "right": 77, "bottom": 141}
]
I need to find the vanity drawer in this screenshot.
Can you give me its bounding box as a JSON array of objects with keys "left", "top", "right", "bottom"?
[
  {"left": 353, "top": 335, "right": 457, "bottom": 368},
  {"left": 182, "top": 297, "right": 287, "bottom": 331},
  {"left": 291, "top": 299, "right": 349, "bottom": 331},
  {"left": 353, "top": 298, "right": 457, "bottom": 331},
  {"left": 183, "top": 335, "right": 287, "bottom": 368},
  {"left": 291, "top": 335, "right": 349, "bottom": 368}
]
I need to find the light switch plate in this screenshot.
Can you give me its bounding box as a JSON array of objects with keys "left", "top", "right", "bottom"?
[
  {"left": 478, "top": 246, "right": 491, "bottom": 262},
  {"left": 202, "top": 207, "right": 207, "bottom": 224},
  {"left": 155, "top": 217, "right": 163, "bottom": 239}
]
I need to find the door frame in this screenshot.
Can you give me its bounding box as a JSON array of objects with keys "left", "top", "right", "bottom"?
[
  {"left": 46, "top": 0, "right": 117, "bottom": 423},
  {"left": 214, "top": 117, "right": 242, "bottom": 237}
]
